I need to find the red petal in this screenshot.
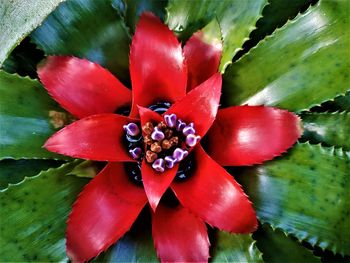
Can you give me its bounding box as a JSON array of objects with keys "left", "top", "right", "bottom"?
[
  {"left": 165, "top": 73, "right": 222, "bottom": 137},
  {"left": 206, "top": 106, "right": 303, "bottom": 166},
  {"left": 138, "top": 105, "right": 163, "bottom": 125},
  {"left": 44, "top": 114, "right": 137, "bottom": 161},
  {"left": 184, "top": 21, "right": 222, "bottom": 92},
  {"left": 141, "top": 160, "right": 178, "bottom": 212},
  {"left": 152, "top": 204, "right": 209, "bottom": 263},
  {"left": 138, "top": 106, "right": 179, "bottom": 211},
  {"left": 38, "top": 56, "right": 131, "bottom": 119},
  {"left": 129, "top": 12, "right": 187, "bottom": 117},
  {"left": 67, "top": 162, "right": 147, "bottom": 262},
  {"left": 171, "top": 146, "right": 257, "bottom": 233}
]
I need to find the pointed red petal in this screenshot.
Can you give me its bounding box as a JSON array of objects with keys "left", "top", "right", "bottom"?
[
  {"left": 138, "top": 106, "right": 179, "bottom": 211},
  {"left": 138, "top": 105, "right": 163, "bottom": 125},
  {"left": 171, "top": 146, "right": 257, "bottom": 233},
  {"left": 67, "top": 162, "right": 147, "bottom": 262},
  {"left": 165, "top": 73, "right": 222, "bottom": 137},
  {"left": 44, "top": 114, "right": 137, "bottom": 161},
  {"left": 206, "top": 106, "right": 303, "bottom": 166},
  {"left": 129, "top": 12, "right": 187, "bottom": 117},
  {"left": 184, "top": 22, "right": 222, "bottom": 91},
  {"left": 38, "top": 56, "right": 131, "bottom": 119},
  {"left": 141, "top": 160, "right": 178, "bottom": 212},
  {"left": 152, "top": 204, "right": 209, "bottom": 263}
]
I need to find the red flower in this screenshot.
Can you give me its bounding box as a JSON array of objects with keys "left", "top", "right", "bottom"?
[{"left": 38, "top": 13, "right": 302, "bottom": 263}]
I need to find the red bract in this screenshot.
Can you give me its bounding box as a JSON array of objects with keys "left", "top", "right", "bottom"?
[{"left": 38, "top": 12, "right": 302, "bottom": 263}]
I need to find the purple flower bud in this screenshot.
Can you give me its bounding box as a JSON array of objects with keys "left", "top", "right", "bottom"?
[
  {"left": 186, "top": 134, "right": 201, "bottom": 147},
  {"left": 123, "top": 122, "right": 140, "bottom": 136},
  {"left": 151, "top": 127, "right": 165, "bottom": 141},
  {"left": 183, "top": 123, "right": 195, "bottom": 136},
  {"left": 165, "top": 156, "right": 177, "bottom": 169},
  {"left": 172, "top": 148, "right": 188, "bottom": 162},
  {"left": 176, "top": 119, "right": 186, "bottom": 131},
  {"left": 164, "top": 114, "right": 177, "bottom": 128},
  {"left": 129, "top": 147, "right": 142, "bottom": 159},
  {"left": 152, "top": 158, "right": 165, "bottom": 173}
]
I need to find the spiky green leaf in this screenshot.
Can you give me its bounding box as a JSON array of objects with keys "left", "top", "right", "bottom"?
[
  {"left": 238, "top": 143, "right": 350, "bottom": 255},
  {"left": 212, "top": 232, "right": 263, "bottom": 263},
  {"left": 223, "top": 0, "right": 350, "bottom": 112},
  {"left": 31, "top": 0, "right": 131, "bottom": 84},
  {"left": 0, "top": 159, "right": 63, "bottom": 190},
  {"left": 0, "top": 161, "right": 88, "bottom": 261},
  {"left": 0, "top": 0, "right": 64, "bottom": 64},
  {"left": 254, "top": 224, "right": 320, "bottom": 263},
  {"left": 301, "top": 112, "right": 350, "bottom": 150},
  {"left": 0, "top": 70, "right": 69, "bottom": 160},
  {"left": 166, "top": 0, "right": 267, "bottom": 71}
]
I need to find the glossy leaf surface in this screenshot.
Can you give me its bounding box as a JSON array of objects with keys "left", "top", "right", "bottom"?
[
  {"left": 183, "top": 19, "right": 222, "bottom": 92},
  {"left": 254, "top": 224, "right": 320, "bottom": 263},
  {"left": 130, "top": 12, "right": 187, "bottom": 117},
  {"left": 212, "top": 232, "right": 263, "bottom": 263},
  {"left": 67, "top": 163, "right": 147, "bottom": 262},
  {"left": 152, "top": 205, "right": 209, "bottom": 262},
  {"left": 238, "top": 143, "right": 350, "bottom": 255},
  {"left": 166, "top": 0, "right": 267, "bottom": 70},
  {"left": 0, "top": 0, "right": 63, "bottom": 64},
  {"left": 38, "top": 56, "right": 131, "bottom": 119},
  {"left": 0, "top": 71, "right": 67, "bottom": 160},
  {"left": 166, "top": 73, "right": 222, "bottom": 138},
  {"left": 44, "top": 114, "right": 135, "bottom": 161},
  {"left": 301, "top": 112, "right": 350, "bottom": 150},
  {"left": 206, "top": 106, "right": 302, "bottom": 166},
  {"left": 31, "top": 0, "right": 131, "bottom": 83},
  {"left": 0, "top": 161, "right": 89, "bottom": 262},
  {"left": 223, "top": 0, "right": 350, "bottom": 112},
  {"left": 172, "top": 146, "right": 257, "bottom": 233},
  {"left": 0, "top": 159, "right": 63, "bottom": 190},
  {"left": 248, "top": 0, "right": 315, "bottom": 47}
]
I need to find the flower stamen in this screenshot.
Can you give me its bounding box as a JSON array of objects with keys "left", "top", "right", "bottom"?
[{"left": 123, "top": 108, "right": 200, "bottom": 174}]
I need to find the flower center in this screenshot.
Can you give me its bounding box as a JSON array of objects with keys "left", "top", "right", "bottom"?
[{"left": 121, "top": 102, "right": 198, "bottom": 185}]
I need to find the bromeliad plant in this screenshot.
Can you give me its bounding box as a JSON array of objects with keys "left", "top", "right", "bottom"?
[
  {"left": 0, "top": 0, "right": 349, "bottom": 263},
  {"left": 37, "top": 13, "right": 301, "bottom": 262}
]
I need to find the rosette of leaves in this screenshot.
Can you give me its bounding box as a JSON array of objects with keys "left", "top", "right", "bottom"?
[{"left": 0, "top": 0, "right": 349, "bottom": 262}]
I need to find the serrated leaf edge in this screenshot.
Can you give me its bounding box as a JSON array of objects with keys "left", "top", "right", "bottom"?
[
  {"left": 0, "top": 159, "right": 82, "bottom": 193},
  {"left": 258, "top": 142, "right": 350, "bottom": 256}
]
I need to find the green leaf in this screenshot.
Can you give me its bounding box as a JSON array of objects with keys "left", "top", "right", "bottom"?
[
  {"left": 254, "top": 224, "right": 320, "bottom": 263},
  {"left": 0, "top": 159, "right": 63, "bottom": 190},
  {"left": 0, "top": 70, "right": 69, "bottom": 160},
  {"left": 212, "top": 232, "right": 263, "bottom": 262},
  {"left": 124, "top": 0, "right": 168, "bottom": 33},
  {"left": 249, "top": 0, "right": 315, "bottom": 45},
  {"left": 165, "top": 0, "right": 267, "bottom": 71},
  {"left": 301, "top": 112, "right": 350, "bottom": 150},
  {"left": 238, "top": 143, "right": 350, "bottom": 255},
  {"left": 67, "top": 160, "right": 104, "bottom": 178},
  {"left": 0, "top": 161, "right": 89, "bottom": 262},
  {"left": 223, "top": 0, "right": 350, "bottom": 112},
  {"left": 316, "top": 92, "right": 350, "bottom": 113},
  {"left": 332, "top": 92, "right": 350, "bottom": 112},
  {"left": 0, "top": 0, "right": 64, "bottom": 65},
  {"left": 31, "top": 0, "right": 131, "bottom": 84},
  {"left": 94, "top": 209, "right": 158, "bottom": 262}
]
